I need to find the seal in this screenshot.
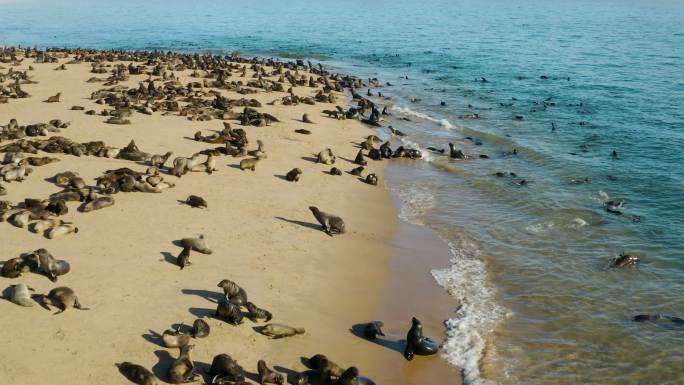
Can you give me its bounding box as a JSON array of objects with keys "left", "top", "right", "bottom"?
[
  {"left": 209, "top": 354, "right": 245, "bottom": 384},
  {"left": 216, "top": 299, "right": 244, "bottom": 325},
  {"left": 82, "top": 196, "right": 115, "bottom": 212},
  {"left": 302, "top": 113, "right": 314, "bottom": 124},
  {"left": 633, "top": 314, "right": 684, "bottom": 324},
  {"left": 316, "top": 149, "right": 335, "bottom": 165},
  {"left": 364, "top": 173, "right": 378, "bottom": 186},
  {"left": 245, "top": 301, "right": 273, "bottom": 322},
  {"left": 44, "top": 92, "right": 61, "bottom": 103},
  {"left": 30, "top": 248, "right": 70, "bottom": 282},
  {"left": 162, "top": 328, "right": 192, "bottom": 348},
  {"left": 349, "top": 166, "right": 364, "bottom": 176},
  {"left": 403, "top": 317, "right": 440, "bottom": 360},
  {"left": 329, "top": 167, "right": 342, "bottom": 176},
  {"left": 46, "top": 223, "right": 79, "bottom": 239},
  {"left": 1, "top": 257, "right": 25, "bottom": 278},
  {"left": 448, "top": 143, "right": 466, "bottom": 159},
  {"left": 363, "top": 321, "right": 385, "bottom": 340},
  {"left": 185, "top": 195, "right": 208, "bottom": 209},
  {"left": 239, "top": 157, "right": 259, "bottom": 171},
  {"left": 258, "top": 360, "right": 284, "bottom": 385},
  {"left": 309, "top": 206, "right": 345, "bottom": 236},
  {"left": 286, "top": 168, "right": 302, "bottom": 182},
  {"left": 150, "top": 151, "right": 173, "bottom": 168},
  {"left": 39, "top": 286, "right": 89, "bottom": 314},
  {"left": 179, "top": 235, "right": 213, "bottom": 254},
  {"left": 258, "top": 323, "right": 305, "bottom": 339},
  {"left": 8, "top": 283, "right": 35, "bottom": 307},
  {"left": 338, "top": 367, "right": 376, "bottom": 385},
  {"left": 217, "top": 279, "right": 248, "bottom": 306},
  {"left": 191, "top": 318, "right": 210, "bottom": 338},
  {"left": 168, "top": 345, "right": 200, "bottom": 384},
  {"left": 117, "top": 362, "right": 159, "bottom": 385},
  {"left": 307, "top": 354, "right": 344, "bottom": 378},
  {"left": 612, "top": 253, "right": 639, "bottom": 267},
  {"left": 354, "top": 149, "right": 367, "bottom": 166},
  {"left": 177, "top": 247, "right": 191, "bottom": 269}
]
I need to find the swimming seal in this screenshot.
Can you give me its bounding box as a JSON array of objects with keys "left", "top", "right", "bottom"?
[
  {"left": 245, "top": 301, "right": 273, "bottom": 322},
  {"left": 168, "top": 345, "right": 200, "bottom": 384},
  {"left": 363, "top": 321, "right": 385, "bottom": 340},
  {"left": 185, "top": 195, "right": 207, "bottom": 209},
  {"left": 309, "top": 206, "right": 345, "bottom": 236},
  {"left": 209, "top": 354, "right": 245, "bottom": 384},
  {"left": 8, "top": 283, "right": 34, "bottom": 306},
  {"left": 191, "top": 318, "right": 210, "bottom": 338},
  {"left": 403, "top": 317, "right": 439, "bottom": 360},
  {"left": 258, "top": 360, "right": 284, "bottom": 385},
  {"left": 286, "top": 168, "right": 302, "bottom": 182},
  {"left": 179, "top": 235, "right": 212, "bottom": 254},
  {"left": 633, "top": 314, "right": 684, "bottom": 324},
  {"left": 162, "top": 328, "right": 192, "bottom": 348},
  {"left": 258, "top": 323, "right": 305, "bottom": 339},
  {"left": 216, "top": 299, "right": 244, "bottom": 325},
  {"left": 177, "top": 247, "right": 191, "bottom": 269},
  {"left": 117, "top": 362, "right": 158, "bottom": 385},
  {"left": 612, "top": 253, "right": 639, "bottom": 267},
  {"left": 39, "top": 286, "right": 89, "bottom": 314}
]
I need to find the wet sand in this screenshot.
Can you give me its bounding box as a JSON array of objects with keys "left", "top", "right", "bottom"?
[{"left": 0, "top": 50, "right": 459, "bottom": 384}]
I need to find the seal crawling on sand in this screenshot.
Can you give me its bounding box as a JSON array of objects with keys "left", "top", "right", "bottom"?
[{"left": 309, "top": 206, "right": 345, "bottom": 236}]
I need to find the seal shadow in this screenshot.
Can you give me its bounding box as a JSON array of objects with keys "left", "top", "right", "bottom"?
[
  {"left": 273, "top": 174, "right": 289, "bottom": 181},
  {"left": 350, "top": 323, "right": 406, "bottom": 354},
  {"left": 151, "top": 349, "right": 174, "bottom": 380},
  {"left": 188, "top": 307, "right": 216, "bottom": 319},
  {"left": 181, "top": 288, "right": 223, "bottom": 304},
  {"left": 274, "top": 365, "right": 300, "bottom": 385},
  {"left": 141, "top": 329, "right": 166, "bottom": 348},
  {"left": 160, "top": 252, "right": 177, "bottom": 266},
  {"left": 243, "top": 370, "right": 261, "bottom": 383},
  {"left": 274, "top": 216, "right": 321, "bottom": 231},
  {"left": 338, "top": 156, "right": 356, "bottom": 164},
  {"left": 300, "top": 156, "right": 318, "bottom": 163},
  {"left": 228, "top": 164, "right": 243, "bottom": 170}
]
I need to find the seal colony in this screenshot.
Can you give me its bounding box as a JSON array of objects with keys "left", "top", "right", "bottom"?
[{"left": 0, "top": 46, "right": 457, "bottom": 385}]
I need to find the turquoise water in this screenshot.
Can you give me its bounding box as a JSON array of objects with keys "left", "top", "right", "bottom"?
[{"left": 2, "top": 0, "right": 683, "bottom": 383}]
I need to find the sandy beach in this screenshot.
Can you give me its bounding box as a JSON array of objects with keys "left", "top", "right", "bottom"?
[{"left": 0, "top": 50, "right": 458, "bottom": 385}]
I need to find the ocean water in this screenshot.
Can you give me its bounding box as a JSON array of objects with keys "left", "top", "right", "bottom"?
[{"left": 2, "top": 0, "right": 684, "bottom": 384}]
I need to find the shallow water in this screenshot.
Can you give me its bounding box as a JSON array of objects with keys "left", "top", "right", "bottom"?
[{"left": 2, "top": 0, "right": 684, "bottom": 383}]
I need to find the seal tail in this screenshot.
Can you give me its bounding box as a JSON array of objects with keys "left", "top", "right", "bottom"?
[{"left": 74, "top": 297, "right": 90, "bottom": 311}]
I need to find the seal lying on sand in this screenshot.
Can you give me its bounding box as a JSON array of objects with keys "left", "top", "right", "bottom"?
[
  {"left": 258, "top": 323, "right": 305, "bottom": 339},
  {"left": 7, "top": 283, "right": 35, "bottom": 306},
  {"left": 403, "top": 317, "right": 439, "bottom": 360},
  {"left": 286, "top": 168, "right": 302, "bottom": 182},
  {"left": 309, "top": 206, "right": 345, "bottom": 236},
  {"left": 117, "top": 362, "right": 158, "bottom": 385},
  {"left": 36, "top": 286, "right": 89, "bottom": 314},
  {"left": 179, "top": 235, "right": 212, "bottom": 254},
  {"left": 246, "top": 301, "right": 273, "bottom": 322},
  {"left": 184, "top": 195, "right": 207, "bottom": 209},
  {"left": 209, "top": 354, "right": 245, "bottom": 384},
  {"left": 316, "top": 149, "right": 335, "bottom": 165},
  {"left": 363, "top": 321, "right": 385, "bottom": 340},
  {"left": 191, "top": 318, "right": 210, "bottom": 338},
  {"left": 216, "top": 300, "right": 243, "bottom": 325}
]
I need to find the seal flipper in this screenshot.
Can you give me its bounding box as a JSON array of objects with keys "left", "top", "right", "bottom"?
[
  {"left": 74, "top": 296, "right": 90, "bottom": 311},
  {"left": 404, "top": 344, "right": 414, "bottom": 361}
]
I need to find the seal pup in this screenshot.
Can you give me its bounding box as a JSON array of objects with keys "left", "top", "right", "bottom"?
[
  {"left": 184, "top": 195, "right": 207, "bottom": 209},
  {"left": 403, "top": 317, "right": 440, "bottom": 360},
  {"left": 309, "top": 206, "right": 345, "bottom": 236},
  {"left": 286, "top": 168, "right": 302, "bottom": 182},
  {"left": 316, "top": 148, "right": 335, "bottom": 165},
  {"left": 307, "top": 354, "right": 345, "bottom": 378},
  {"left": 1, "top": 257, "right": 25, "bottom": 278},
  {"left": 162, "top": 328, "right": 192, "bottom": 348},
  {"left": 349, "top": 166, "right": 364, "bottom": 176},
  {"left": 150, "top": 151, "right": 173, "bottom": 168},
  {"left": 44, "top": 93, "right": 61, "bottom": 103},
  {"left": 302, "top": 113, "right": 314, "bottom": 124},
  {"left": 633, "top": 314, "right": 684, "bottom": 324},
  {"left": 329, "top": 167, "right": 342, "bottom": 176},
  {"left": 245, "top": 301, "right": 273, "bottom": 322},
  {"left": 354, "top": 149, "right": 367, "bottom": 166},
  {"left": 215, "top": 300, "right": 244, "bottom": 325},
  {"left": 239, "top": 158, "right": 259, "bottom": 171},
  {"left": 31, "top": 248, "right": 70, "bottom": 282},
  {"left": 258, "top": 360, "right": 284, "bottom": 385},
  {"left": 38, "top": 286, "right": 89, "bottom": 314},
  {"left": 217, "top": 279, "right": 248, "bottom": 306},
  {"left": 258, "top": 323, "right": 305, "bottom": 339},
  {"left": 337, "top": 367, "right": 376, "bottom": 385},
  {"left": 46, "top": 223, "right": 78, "bottom": 239},
  {"left": 177, "top": 247, "right": 191, "bottom": 269},
  {"left": 191, "top": 318, "right": 210, "bottom": 338},
  {"left": 179, "top": 235, "right": 212, "bottom": 254},
  {"left": 363, "top": 321, "right": 385, "bottom": 340},
  {"left": 209, "top": 354, "right": 245, "bottom": 384},
  {"left": 612, "top": 253, "right": 639, "bottom": 267},
  {"left": 7, "top": 283, "right": 35, "bottom": 307},
  {"left": 168, "top": 345, "right": 200, "bottom": 383},
  {"left": 117, "top": 362, "right": 158, "bottom": 385},
  {"left": 364, "top": 173, "right": 378, "bottom": 186}
]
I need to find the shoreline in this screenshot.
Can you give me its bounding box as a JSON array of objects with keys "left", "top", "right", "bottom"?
[{"left": 0, "top": 47, "right": 459, "bottom": 384}]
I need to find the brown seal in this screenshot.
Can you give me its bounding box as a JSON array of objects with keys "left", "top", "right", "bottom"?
[
  {"left": 245, "top": 302, "right": 273, "bottom": 322},
  {"left": 177, "top": 247, "right": 191, "bottom": 269},
  {"left": 168, "top": 345, "right": 200, "bottom": 383},
  {"left": 258, "top": 360, "right": 284, "bottom": 385},
  {"left": 285, "top": 168, "right": 302, "bottom": 182},
  {"left": 117, "top": 362, "right": 158, "bottom": 385},
  {"left": 44, "top": 93, "right": 61, "bottom": 103},
  {"left": 309, "top": 206, "right": 345, "bottom": 236},
  {"left": 39, "top": 286, "right": 89, "bottom": 314},
  {"left": 184, "top": 195, "right": 207, "bottom": 209},
  {"left": 258, "top": 323, "right": 305, "bottom": 339},
  {"left": 239, "top": 158, "right": 259, "bottom": 171},
  {"left": 191, "top": 318, "right": 210, "bottom": 338}
]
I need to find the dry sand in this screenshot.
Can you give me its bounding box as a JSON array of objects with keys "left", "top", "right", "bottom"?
[{"left": 0, "top": 53, "right": 458, "bottom": 384}]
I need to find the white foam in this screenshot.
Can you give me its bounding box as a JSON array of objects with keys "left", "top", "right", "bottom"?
[
  {"left": 569, "top": 217, "right": 588, "bottom": 228},
  {"left": 391, "top": 105, "right": 457, "bottom": 130},
  {"left": 391, "top": 184, "right": 436, "bottom": 225}
]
